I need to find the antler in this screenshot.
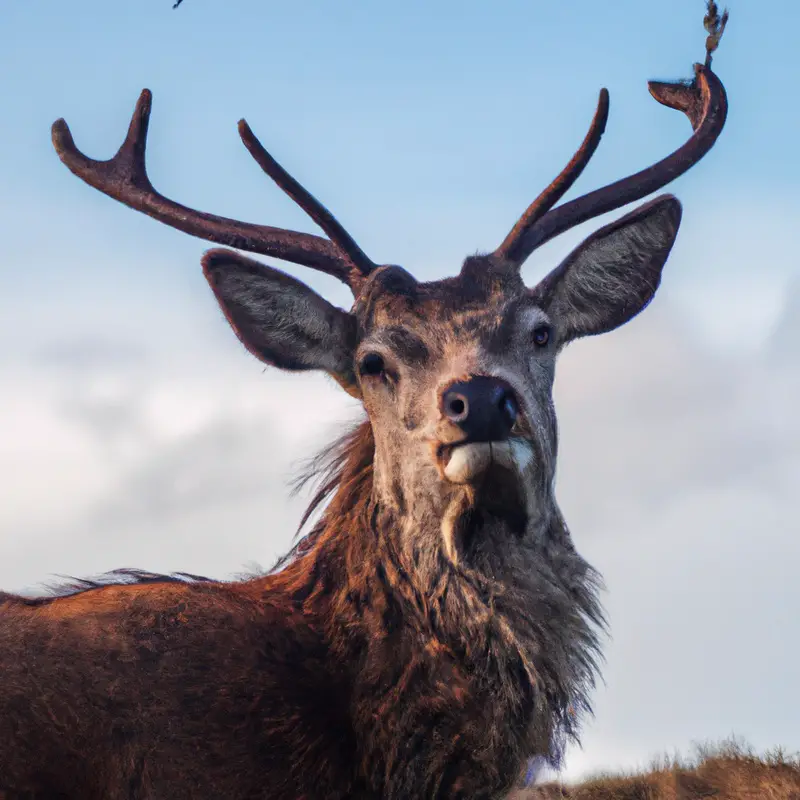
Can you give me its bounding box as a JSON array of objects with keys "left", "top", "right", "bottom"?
[
  {"left": 51, "top": 90, "right": 376, "bottom": 291},
  {"left": 494, "top": 88, "right": 609, "bottom": 265},
  {"left": 494, "top": 59, "right": 728, "bottom": 269}
]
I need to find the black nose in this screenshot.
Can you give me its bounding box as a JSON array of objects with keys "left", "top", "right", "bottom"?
[{"left": 441, "top": 376, "right": 519, "bottom": 442}]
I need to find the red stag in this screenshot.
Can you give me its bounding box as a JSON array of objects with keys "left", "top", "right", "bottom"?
[{"left": 0, "top": 16, "right": 728, "bottom": 800}]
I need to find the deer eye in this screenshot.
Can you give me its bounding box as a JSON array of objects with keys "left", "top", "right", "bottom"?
[
  {"left": 358, "top": 352, "right": 386, "bottom": 378},
  {"left": 532, "top": 325, "right": 551, "bottom": 348}
]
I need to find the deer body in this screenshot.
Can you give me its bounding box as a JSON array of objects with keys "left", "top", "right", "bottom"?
[
  {"left": 0, "top": 449, "right": 599, "bottom": 798},
  {"left": 1, "top": 19, "right": 727, "bottom": 798},
  {"left": 1, "top": 579, "right": 349, "bottom": 798}
]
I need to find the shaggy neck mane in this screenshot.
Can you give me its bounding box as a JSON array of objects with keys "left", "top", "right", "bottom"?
[
  {"left": 271, "top": 419, "right": 604, "bottom": 768},
  {"left": 268, "top": 419, "right": 404, "bottom": 608},
  {"left": 20, "top": 422, "right": 376, "bottom": 605},
  {"left": 267, "top": 420, "right": 376, "bottom": 580},
  {"left": 16, "top": 416, "right": 603, "bottom": 773},
  {"left": 288, "top": 419, "right": 376, "bottom": 565}
]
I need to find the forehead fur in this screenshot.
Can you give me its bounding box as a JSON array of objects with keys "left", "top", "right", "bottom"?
[{"left": 353, "top": 255, "right": 527, "bottom": 332}]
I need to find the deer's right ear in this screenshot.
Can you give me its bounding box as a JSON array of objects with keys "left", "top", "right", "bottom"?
[{"left": 202, "top": 249, "right": 360, "bottom": 396}]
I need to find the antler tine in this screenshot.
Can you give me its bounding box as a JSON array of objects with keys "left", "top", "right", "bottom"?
[
  {"left": 238, "top": 120, "right": 377, "bottom": 284},
  {"left": 494, "top": 88, "right": 610, "bottom": 265},
  {"left": 496, "top": 63, "right": 727, "bottom": 269},
  {"left": 52, "top": 89, "right": 364, "bottom": 289}
]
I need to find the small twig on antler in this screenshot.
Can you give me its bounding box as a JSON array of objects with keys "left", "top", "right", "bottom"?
[
  {"left": 173, "top": 0, "right": 184, "bottom": 8},
  {"left": 704, "top": 1, "right": 730, "bottom": 67}
]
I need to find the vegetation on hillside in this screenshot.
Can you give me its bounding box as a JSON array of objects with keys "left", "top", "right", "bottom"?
[{"left": 511, "top": 738, "right": 800, "bottom": 799}]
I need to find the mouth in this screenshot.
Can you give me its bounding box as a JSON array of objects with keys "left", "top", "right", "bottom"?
[
  {"left": 439, "top": 441, "right": 534, "bottom": 556},
  {"left": 438, "top": 438, "right": 534, "bottom": 485}
]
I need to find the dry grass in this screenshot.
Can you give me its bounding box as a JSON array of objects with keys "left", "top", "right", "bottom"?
[{"left": 510, "top": 737, "right": 800, "bottom": 799}]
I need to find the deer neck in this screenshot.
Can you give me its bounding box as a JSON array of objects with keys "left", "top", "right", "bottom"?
[
  {"left": 313, "top": 474, "right": 601, "bottom": 742},
  {"left": 266, "top": 423, "right": 604, "bottom": 766}
]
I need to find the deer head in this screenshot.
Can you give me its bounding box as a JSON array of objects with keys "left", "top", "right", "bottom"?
[{"left": 51, "top": 64, "right": 726, "bottom": 575}]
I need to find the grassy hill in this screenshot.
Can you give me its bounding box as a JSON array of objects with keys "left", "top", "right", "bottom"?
[{"left": 511, "top": 738, "right": 800, "bottom": 799}]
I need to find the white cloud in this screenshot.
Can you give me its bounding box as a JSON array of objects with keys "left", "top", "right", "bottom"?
[
  {"left": 0, "top": 333, "right": 359, "bottom": 591},
  {"left": 552, "top": 284, "right": 800, "bottom": 780}
]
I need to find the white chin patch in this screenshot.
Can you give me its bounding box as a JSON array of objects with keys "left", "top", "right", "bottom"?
[{"left": 443, "top": 439, "right": 534, "bottom": 484}]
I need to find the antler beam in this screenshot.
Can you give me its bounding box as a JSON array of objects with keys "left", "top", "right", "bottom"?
[
  {"left": 495, "top": 63, "right": 728, "bottom": 269},
  {"left": 238, "top": 121, "right": 377, "bottom": 280},
  {"left": 494, "top": 89, "right": 609, "bottom": 264},
  {"left": 52, "top": 90, "right": 375, "bottom": 290}
]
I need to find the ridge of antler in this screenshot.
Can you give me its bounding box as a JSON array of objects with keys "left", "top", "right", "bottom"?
[
  {"left": 53, "top": 6, "right": 729, "bottom": 292},
  {"left": 494, "top": 89, "right": 610, "bottom": 265},
  {"left": 51, "top": 89, "right": 375, "bottom": 292},
  {"left": 493, "top": 5, "right": 729, "bottom": 272},
  {"left": 493, "top": 63, "right": 727, "bottom": 270}
]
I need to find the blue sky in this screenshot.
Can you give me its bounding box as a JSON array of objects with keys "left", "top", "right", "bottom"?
[
  {"left": 3, "top": 0, "right": 798, "bottom": 297},
  {"left": 1, "top": 0, "right": 799, "bottom": 786},
  {"left": 3, "top": 1, "right": 798, "bottom": 344}
]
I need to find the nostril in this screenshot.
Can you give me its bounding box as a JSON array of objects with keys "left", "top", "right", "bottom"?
[
  {"left": 499, "top": 391, "right": 518, "bottom": 428},
  {"left": 445, "top": 392, "right": 469, "bottom": 421}
]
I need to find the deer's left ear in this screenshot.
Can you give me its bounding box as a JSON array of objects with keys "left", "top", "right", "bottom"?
[
  {"left": 532, "top": 195, "right": 682, "bottom": 344},
  {"left": 203, "top": 249, "right": 360, "bottom": 396}
]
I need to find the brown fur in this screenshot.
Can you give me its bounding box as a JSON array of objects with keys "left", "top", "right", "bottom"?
[
  {"left": 0, "top": 414, "right": 604, "bottom": 799},
  {"left": 1, "top": 201, "right": 688, "bottom": 797}
]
